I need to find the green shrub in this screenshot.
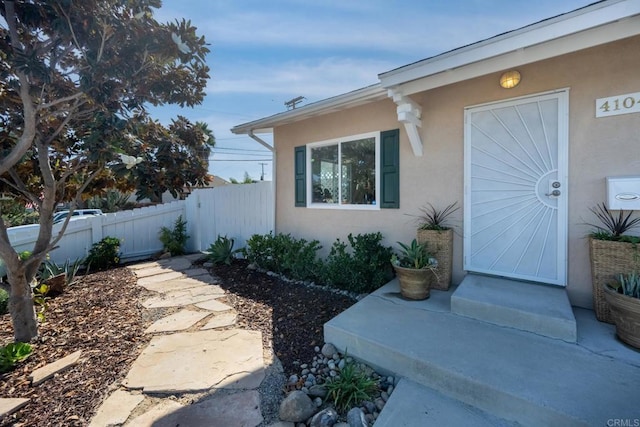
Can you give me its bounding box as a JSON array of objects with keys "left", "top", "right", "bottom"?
[
  {"left": 323, "top": 232, "right": 394, "bottom": 294},
  {"left": 86, "top": 236, "right": 121, "bottom": 271},
  {"left": 244, "top": 232, "right": 322, "bottom": 281},
  {"left": 325, "top": 361, "right": 378, "bottom": 412},
  {"left": 159, "top": 215, "right": 189, "bottom": 256},
  {"left": 0, "top": 342, "right": 32, "bottom": 373},
  {"left": 206, "top": 235, "right": 241, "bottom": 265},
  {"left": 0, "top": 288, "right": 8, "bottom": 315}
]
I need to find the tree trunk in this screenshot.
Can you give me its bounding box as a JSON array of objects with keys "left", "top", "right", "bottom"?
[{"left": 9, "top": 275, "right": 38, "bottom": 342}]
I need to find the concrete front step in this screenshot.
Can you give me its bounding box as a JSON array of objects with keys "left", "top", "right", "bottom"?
[
  {"left": 375, "top": 379, "right": 516, "bottom": 427},
  {"left": 451, "top": 274, "right": 577, "bottom": 342},
  {"left": 325, "top": 279, "right": 640, "bottom": 427}
]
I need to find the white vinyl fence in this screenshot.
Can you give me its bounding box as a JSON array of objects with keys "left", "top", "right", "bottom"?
[
  {"left": 1, "top": 182, "right": 274, "bottom": 276},
  {"left": 186, "top": 182, "right": 274, "bottom": 253}
]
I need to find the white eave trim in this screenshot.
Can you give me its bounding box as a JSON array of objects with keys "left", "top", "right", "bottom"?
[
  {"left": 379, "top": 0, "right": 640, "bottom": 91},
  {"left": 231, "top": 84, "right": 387, "bottom": 135}
]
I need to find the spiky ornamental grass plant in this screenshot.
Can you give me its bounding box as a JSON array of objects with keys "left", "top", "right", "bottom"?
[
  {"left": 417, "top": 202, "right": 459, "bottom": 231},
  {"left": 587, "top": 203, "right": 640, "bottom": 240},
  {"left": 325, "top": 361, "right": 378, "bottom": 412}
]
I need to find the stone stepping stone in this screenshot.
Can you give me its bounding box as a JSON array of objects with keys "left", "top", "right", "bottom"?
[
  {"left": 138, "top": 390, "right": 263, "bottom": 427},
  {"left": 156, "top": 257, "right": 193, "bottom": 271},
  {"left": 145, "top": 309, "right": 211, "bottom": 334},
  {"left": 138, "top": 278, "right": 215, "bottom": 294},
  {"left": 195, "top": 298, "right": 233, "bottom": 312},
  {"left": 183, "top": 268, "right": 211, "bottom": 278},
  {"left": 128, "top": 261, "right": 161, "bottom": 271},
  {"left": 123, "top": 329, "right": 265, "bottom": 393},
  {"left": 133, "top": 266, "right": 178, "bottom": 279},
  {"left": 125, "top": 400, "right": 183, "bottom": 426},
  {"left": 0, "top": 398, "right": 29, "bottom": 418},
  {"left": 141, "top": 286, "right": 225, "bottom": 309},
  {"left": 29, "top": 350, "right": 82, "bottom": 386},
  {"left": 183, "top": 253, "right": 208, "bottom": 262},
  {"left": 137, "top": 271, "right": 185, "bottom": 287},
  {"left": 201, "top": 312, "right": 237, "bottom": 330},
  {"left": 89, "top": 390, "right": 144, "bottom": 427}
]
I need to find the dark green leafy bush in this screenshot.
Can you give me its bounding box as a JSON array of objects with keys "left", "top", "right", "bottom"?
[
  {"left": 159, "top": 215, "right": 189, "bottom": 256},
  {"left": 206, "top": 235, "right": 241, "bottom": 265},
  {"left": 0, "top": 288, "right": 8, "bottom": 315},
  {"left": 86, "top": 236, "right": 121, "bottom": 271},
  {"left": 323, "top": 232, "right": 394, "bottom": 294},
  {"left": 244, "top": 232, "right": 322, "bottom": 281}
]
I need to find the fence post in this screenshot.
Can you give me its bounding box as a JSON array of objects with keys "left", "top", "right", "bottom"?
[{"left": 91, "top": 215, "right": 103, "bottom": 245}]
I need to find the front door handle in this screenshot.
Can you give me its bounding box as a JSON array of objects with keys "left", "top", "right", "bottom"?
[{"left": 546, "top": 190, "right": 561, "bottom": 197}]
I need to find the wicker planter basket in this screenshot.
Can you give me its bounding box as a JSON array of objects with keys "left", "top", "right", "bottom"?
[
  {"left": 589, "top": 237, "right": 639, "bottom": 324},
  {"left": 417, "top": 228, "right": 453, "bottom": 291},
  {"left": 393, "top": 265, "right": 435, "bottom": 300},
  {"left": 603, "top": 285, "right": 640, "bottom": 349}
]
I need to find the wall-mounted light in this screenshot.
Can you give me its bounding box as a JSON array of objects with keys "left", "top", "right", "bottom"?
[{"left": 499, "top": 70, "right": 521, "bottom": 89}]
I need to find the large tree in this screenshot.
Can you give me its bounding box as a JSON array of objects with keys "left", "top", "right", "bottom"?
[
  {"left": 0, "top": 0, "right": 209, "bottom": 341},
  {"left": 130, "top": 115, "right": 215, "bottom": 203}
]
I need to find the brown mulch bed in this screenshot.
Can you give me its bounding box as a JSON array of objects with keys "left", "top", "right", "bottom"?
[
  {"left": 212, "top": 260, "right": 356, "bottom": 374},
  {"left": 0, "top": 268, "right": 149, "bottom": 427},
  {"left": 0, "top": 259, "right": 357, "bottom": 426}
]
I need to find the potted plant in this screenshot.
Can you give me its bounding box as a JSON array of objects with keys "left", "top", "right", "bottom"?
[
  {"left": 586, "top": 203, "right": 640, "bottom": 323},
  {"left": 603, "top": 272, "right": 640, "bottom": 349},
  {"left": 391, "top": 239, "right": 438, "bottom": 300},
  {"left": 415, "top": 202, "right": 459, "bottom": 291}
]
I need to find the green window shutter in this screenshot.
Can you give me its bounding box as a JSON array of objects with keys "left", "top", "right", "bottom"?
[
  {"left": 294, "top": 145, "right": 306, "bottom": 207},
  {"left": 380, "top": 129, "right": 400, "bottom": 209}
]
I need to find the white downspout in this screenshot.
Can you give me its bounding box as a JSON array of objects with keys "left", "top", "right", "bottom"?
[{"left": 248, "top": 130, "right": 277, "bottom": 234}]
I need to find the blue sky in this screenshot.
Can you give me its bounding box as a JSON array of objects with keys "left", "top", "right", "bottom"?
[{"left": 151, "top": 0, "right": 596, "bottom": 182}]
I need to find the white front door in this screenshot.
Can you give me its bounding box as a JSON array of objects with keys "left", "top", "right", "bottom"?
[{"left": 464, "top": 90, "right": 568, "bottom": 286}]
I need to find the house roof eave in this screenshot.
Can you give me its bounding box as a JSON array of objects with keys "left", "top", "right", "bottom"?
[
  {"left": 379, "top": 0, "right": 640, "bottom": 91},
  {"left": 230, "top": 84, "right": 387, "bottom": 135}
]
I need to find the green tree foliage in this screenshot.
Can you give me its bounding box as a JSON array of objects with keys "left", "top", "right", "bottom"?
[
  {"left": 131, "top": 115, "right": 215, "bottom": 202},
  {"left": 0, "top": 0, "right": 209, "bottom": 341}
]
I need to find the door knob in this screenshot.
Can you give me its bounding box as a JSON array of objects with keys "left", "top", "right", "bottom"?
[{"left": 546, "top": 190, "right": 561, "bottom": 197}]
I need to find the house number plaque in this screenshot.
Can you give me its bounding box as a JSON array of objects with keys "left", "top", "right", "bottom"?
[{"left": 596, "top": 91, "right": 640, "bottom": 118}]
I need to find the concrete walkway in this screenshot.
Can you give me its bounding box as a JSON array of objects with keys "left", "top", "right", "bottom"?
[{"left": 89, "top": 255, "right": 270, "bottom": 427}]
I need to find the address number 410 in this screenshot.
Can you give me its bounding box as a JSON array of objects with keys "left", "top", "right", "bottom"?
[{"left": 596, "top": 91, "right": 640, "bottom": 118}]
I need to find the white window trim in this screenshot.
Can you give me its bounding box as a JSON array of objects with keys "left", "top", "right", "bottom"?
[{"left": 306, "top": 131, "right": 381, "bottom": 210}]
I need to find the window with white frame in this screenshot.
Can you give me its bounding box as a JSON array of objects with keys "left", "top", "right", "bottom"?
[{"left": 308, "top": 133, "right": 378, "bottom": 208}]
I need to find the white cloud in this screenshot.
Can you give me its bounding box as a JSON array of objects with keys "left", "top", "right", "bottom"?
[{"left": 207, "top": 57, "right": 392, "bottom": 98}]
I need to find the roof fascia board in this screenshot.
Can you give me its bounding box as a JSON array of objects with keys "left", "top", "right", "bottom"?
[
  {"left": 379, "top": 0, "right": 640, "bottom": 88},
  {"left": 231, "top": 84, "right": 386, "bottom": 135},
  {"left": 396, "top": 15, "right": 640, "bottom": 96}
]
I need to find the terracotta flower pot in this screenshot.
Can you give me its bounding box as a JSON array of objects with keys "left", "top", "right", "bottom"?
[
  {"left": 44, "top": 273, "right": 66, "bottom": 294},
  {"left": 393, "top": 265, "right": 435, "bottom": 300},
  {"left": 603, "top": 285, "right": 640, "bottom": 349}
]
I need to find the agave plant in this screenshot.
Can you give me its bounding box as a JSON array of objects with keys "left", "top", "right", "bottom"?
[
  {"left": 392, "top": 239, "right": 437, "bottom": 269},
  {"left": 587, "top": 203, "right": 640, "bottom": 239},
  {"left": 612, "top": 272, "right": 640, "bottom": 299},
  {"left": 206, "top": 235, "right": 242, "bottom": 265}
]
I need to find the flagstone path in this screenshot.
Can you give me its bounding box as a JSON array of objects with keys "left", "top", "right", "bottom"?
[{"left": 88, "top": 254, "right": 274, "bottom": 427}]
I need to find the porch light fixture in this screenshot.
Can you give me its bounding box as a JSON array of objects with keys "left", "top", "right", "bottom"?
[{"left": 499, "top": 70, "right": 521, "bottom": 89}]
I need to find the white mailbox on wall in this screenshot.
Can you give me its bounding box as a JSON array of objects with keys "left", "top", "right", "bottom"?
[{"left": 606, "top": 176, "right": 640, "bottom": 210}]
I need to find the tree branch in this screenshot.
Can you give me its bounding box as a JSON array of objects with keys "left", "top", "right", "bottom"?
[
  {"left": 37, "top": 92, "right": 84, "bottom": 111},
  {"left": 47, "top": 165, "right": 105, "bottom": 252},
  {"left": 0, "top": 1, "right": 38, "bottom": 177}
]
